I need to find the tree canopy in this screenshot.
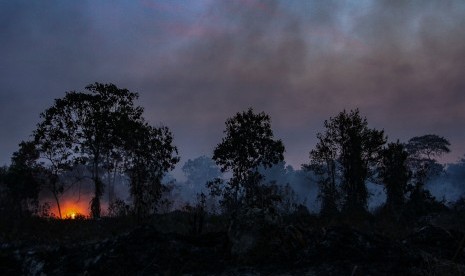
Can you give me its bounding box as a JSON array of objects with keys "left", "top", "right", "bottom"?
[
  {"left": 124, "top": 121, "right": 179, "bottom": 217},
  {"left": 1, "top": 141, "right": 41, "bottom": 219},
  {"left": 307, "top": 109, "right": 387, "bottom": 214},
  {"left": 379, "top": 141, "right": 411, "bottom": 207},
  {"left": 212, "top": 108, "right": 285, "bottom": 212},
  {"left": 406, "top": 134, "right": 450, "bottom": 203},
  {"left": 33, "top": 83, "right": 178, "bottom": 218}
]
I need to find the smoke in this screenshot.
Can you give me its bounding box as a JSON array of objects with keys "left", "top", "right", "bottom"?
[
  {"left": 38, "top": 156, "right": 465, "bottom": 217},
  {"left": 2, "top": 0, "right": 465, "bottom": 176},
  {"left": 173, "top": 157, "right": 320, "bottom": 212},
  {"left": 139, "top": 0, "right": 465, "bottom": 167},
  {"left": 367, "top": 183, "right": 386, "bottom": 211},
  {"left": 39, "top": 167, "right": 131, "bottom": 217},
  {"left": 39, "top": 178, "right": 95, "bottom": 218},
  {"left": 259, "top": 162, "right": 319, "bottom": 212},
  {"left": 426, "top": 158, "right": 465, "bottom": 204}
]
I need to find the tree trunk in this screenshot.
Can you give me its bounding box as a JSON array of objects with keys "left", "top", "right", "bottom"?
[
  {"left": 91, "top": 158, "right": 102, "bottom": 218},
  {"left": 53, "top": 192, "right": 62, "bottom": 219}
]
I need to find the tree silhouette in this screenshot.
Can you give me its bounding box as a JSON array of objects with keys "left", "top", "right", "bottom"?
[
  {"left": 33, "top": 83, "right": 177, "bottom": 218},
  {"left": 306, "top": 128, "right": 339, "bottom": 217},
  {"left": 34, "top": 113, "right": 76, "bottom": 219},
  {"left": 308, "top": 109, "right": 386, "bottom": 215},
  {"left": 211, "top": 108, "right": 284, "bottom": 213},
  {"left": 406, "top": 134, "right": 450, "bottom": 202},
  {"left": 379, "top": 141, "right": 411, "bottom": 207},
  {"left": 123, "top": 121, "right": 179, "bottom": 218},
  {"left": 2, "top": 141, "right": 41, "bottom": 219}
]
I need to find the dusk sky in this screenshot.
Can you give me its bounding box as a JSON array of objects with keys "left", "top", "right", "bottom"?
[{"left": 1, "top": 0, "right": 465, "bottom": 173}]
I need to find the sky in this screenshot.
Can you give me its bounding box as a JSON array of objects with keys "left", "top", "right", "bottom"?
[{"left": 1, "top": 0, "right": 465, "bottom": 174}]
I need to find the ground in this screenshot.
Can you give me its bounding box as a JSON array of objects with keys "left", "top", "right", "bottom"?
[{"left": 2, "top": 209, "right": 465, "bottom": 275}]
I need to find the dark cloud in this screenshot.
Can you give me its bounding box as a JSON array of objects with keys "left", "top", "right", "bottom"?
[{"left": 1, "top": 0, "right": 464, "bottom": 171}]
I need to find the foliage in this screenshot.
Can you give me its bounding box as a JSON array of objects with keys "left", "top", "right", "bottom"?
[
  {"left": 123, "top": 121, "right": 179, "bottom": 218},
  {"left": 157, "top": 185, "right": 177, "bottom": 214},
  {"left": 33, "top": 83, "right": 178, "bottom": 219},
  {"left": 407, "top": 135, "right": 451, "bottom": 160},
  {"left": 34, "top": 83, "right": 144, "bottom": 218},
  {"left": 183, "top": 192, "right": 207, "bottom": 235},
  {"left": 275, "top": 183, "right": 300, "bottom": 215},
  {"left": 378, "top": 141, "right": 411, "bottom": 207},
  {"left": 406, "top": 134, "right": 450, "bottom": 202},
  {"left": 307, "top": 109, "right": 386, "bottom": 215},
  {"left": 37, "top": 202, "right": 54, "bottom": 218},
  {"left": 108, "top": 198, "right": 131, "bottom": 218},
  {"left": 305, "top": 128, "right": 340, "bottom": 217},
  {"left": 0, "top": 141, "right": 42, "bottom": 219},
  {"left": 211, "top": 108, "right": 285, "bottom": 214},
  {"left": 0, "top": 167, "right": 10, "bottom": 218}
]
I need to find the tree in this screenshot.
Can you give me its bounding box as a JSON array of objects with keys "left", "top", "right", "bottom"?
[
  {"left": 308, "top": 109, "right": 386, "bottom": 215},
  {"left": 124, "top": 121, "right": 179, "bottom": 218},
  {"left": 34, "top": 83, "right": 151, "bottom": 218},
  {"left": 183, "top": 192, "right": 207, "bottom": 235},
  {"left": 306, "top": 129, "right": 340, "bottom": 217},
  {"left": 406, "top": 134, "right": 450, "bottom": 201},
  {"left": 379, "top": 141, "right": 411, "bottom": 207},
  {"left": 275, "top": 183, "right": 300, "bottom": 215},
  {"left": 2, "top": 141, "right": 41, "bottom": 219},
  {"left": 211, "top": 108, "right": 285, "bottom": 213},
  {"left": 0, "top": 166, "right": 9, "bottom": 217},
  {"left": 34, "top": 114, "right": 76, "bottom": 219}
]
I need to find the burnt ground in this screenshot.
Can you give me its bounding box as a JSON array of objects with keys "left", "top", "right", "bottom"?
[{"left": 2, "top": 210, "right": 465, "bottom": 275}]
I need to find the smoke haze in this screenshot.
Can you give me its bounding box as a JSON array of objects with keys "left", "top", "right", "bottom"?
[{"left": 1, "top": 0, "right": 465, "bottom": 173}]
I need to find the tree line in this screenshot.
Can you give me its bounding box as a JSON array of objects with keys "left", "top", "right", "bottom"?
[
  {"left": 305, "top": 110, "right": 450, "bottom": 219},
  {"left": 0, "top": 83, "right": 453, "bottom": 221}
]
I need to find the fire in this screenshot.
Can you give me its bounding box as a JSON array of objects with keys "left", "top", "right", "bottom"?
[
  {"left": 43, "top": 191, "right": 111, "bottom": 219},
  {"left": 66, "top": 212, "right": 77, "bottom": 219},
  {"left": 55, "top": 200, "right": 89, "bottom": 219}
]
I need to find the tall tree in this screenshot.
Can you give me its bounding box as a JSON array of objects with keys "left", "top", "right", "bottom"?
[
  {"left": 0, "top": 166, "right": 8, "bottom": 217},
  {"left": 379, "top": 141, "right": 411, "bottom": 207},
  {"left": 308, "top": 109, "right": 386, "bottom": 214},
  {"left": 306, "top": 131, "right": 339, "bottom": 217},
  {"left": 34, "top": 83, "right": 144, "bottom": 218},
  {"left": 406, "top": 134, "right": 450, "bottom": 200},
  {"left": 212, "top": 108, "right": 284, "bottom": 213},
  {"left": 124, "top": 121, "right": 179, "bottom": 218},
  {"left": 34, "top": 115, "right": 75, "bottom": 219},
  {"left": 3, "top": 141, "right": 41, "bottom": 218}
]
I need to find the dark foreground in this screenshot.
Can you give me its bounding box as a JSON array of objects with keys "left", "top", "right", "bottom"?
[{"left": 2, "top": 212, "right": 465, "bottom": 275}]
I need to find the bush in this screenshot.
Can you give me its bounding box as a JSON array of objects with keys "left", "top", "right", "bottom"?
[{"left": 108, "top": 199, "right": 131, "bottom": 218}]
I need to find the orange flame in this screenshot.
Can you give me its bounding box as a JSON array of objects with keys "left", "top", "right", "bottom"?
[{"left": 54, "top": 199, "right": 89, "bottom": 219}]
